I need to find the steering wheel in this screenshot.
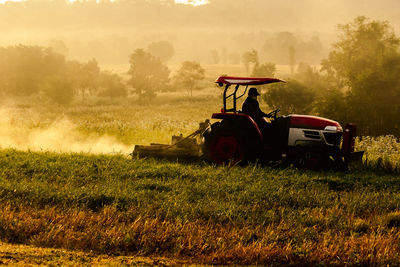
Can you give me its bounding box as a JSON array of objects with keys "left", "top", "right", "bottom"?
[{"left": 266, "top": 109, "right": 280, "bottom": 119}]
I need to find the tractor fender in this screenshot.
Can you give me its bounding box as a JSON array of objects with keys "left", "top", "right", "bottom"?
[{"left": 211, "top": 113, "right": 263, "bottom": 143}]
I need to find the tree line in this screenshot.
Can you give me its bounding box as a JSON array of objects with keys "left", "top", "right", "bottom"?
[
  {"left": 0, "top": 45, "right": 127, "bottom": 105},
  {"left": 257, "top": 17, "right": 400, "bottom": 136},
  {"left": 1, "top": 16, "right": 399, "bottom": 136},
  {"left": 0, "top": 44, "right": 205, "bottom": 105}
]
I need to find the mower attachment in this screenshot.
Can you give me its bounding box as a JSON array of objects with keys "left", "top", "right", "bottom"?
[{"left": 131, "top": 120, "right": 210, "bottom": 160}]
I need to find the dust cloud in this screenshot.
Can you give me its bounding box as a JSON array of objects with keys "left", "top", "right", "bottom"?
[{"left": 0, "top": 109, "right": 130, "bottom": 154}]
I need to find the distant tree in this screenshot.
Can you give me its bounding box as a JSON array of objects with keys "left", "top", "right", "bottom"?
[
  {"left": 252, "top": 62, "right": 276, "bottom": 77},
  {"left": 173, "top": 61, "right": 205, "bottom": 97},
  {"left": 288, "top": 45, "right": 296, "bottom": 74},
  {"left": 276, "top": 32, "right": 297, "bottom": 49},
  {"left": 211, "top": 49, "right": 220, "bottom": 64},
  {"left": 262, "top": 32, "right": 298, "bottom": 65},
  {"left": 128, "top": 49, "right": 170, "bottom": 99},
  {"left": 147, "top": 41, "right": 174, "bottom": 62},
  {"left": 49, "top": 40, "right": 69, "bottom": 57},
  {"left": 320, "top": 16, "right": 400, "bottom": 135},
  {"left": 304, "top": 35, "right": 323, "bottom": 64},
  {"left": 294, "top": 62, "right": 330, "bottom": 94},
  {"left": 220, "top": 47, "right": 227, "bottom": 64},
  {"left": 251, "top": 62, "right": 277, "bottom": 94},
  {"left": 228, "top": 51, "right": 241, "bottom": 64},
  {"left": 98, "top": 72, "right": 127, "bottom": 98},
  {"left": 0, "top": 44, "right": 128, "bottom": 102},
  {"left": 78, "top": 59, "right": 100, "bottom": 99},
  {"left": 43, "top": 76, "right": 74, "bottom": 106},
  {"left": 242, "top": 49, "right": 259, "bottom": 74},
  {"left": 314, "top": 89, "right": 349, "bottom": 126},
  {"left": 0, "top": 45, "right": 66, "bottom": 96},
  {"left": 263, "top": 80, "right": 316, "bottom": 115}
]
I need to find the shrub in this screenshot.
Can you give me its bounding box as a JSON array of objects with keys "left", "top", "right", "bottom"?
[{"left": 43, "top": 76, "right": 74, "bottom": 106}]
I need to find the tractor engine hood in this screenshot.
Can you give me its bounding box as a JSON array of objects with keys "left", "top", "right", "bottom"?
[{"left": 288, "top": 115, "right": 342, "bottom": 131}]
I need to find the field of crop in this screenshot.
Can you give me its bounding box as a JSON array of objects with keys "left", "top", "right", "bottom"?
[{"left": 0, "top": 94, "right": 400, "bottom": 265}]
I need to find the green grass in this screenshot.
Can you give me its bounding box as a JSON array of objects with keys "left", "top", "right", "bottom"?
[
  {"left": 2, "top": 149, "right": 399, "bottom": 221},
  {"left": 1, "top": 95, "right": 400, "bottom": 264},
  {"left": 1, "top": 149, "right": 400, "bottom": 265}
]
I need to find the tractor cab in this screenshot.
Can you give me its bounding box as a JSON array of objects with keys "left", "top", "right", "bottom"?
[
  {"left": 203, "top": 76, "right": 285, "bottom": 164},
  {"left": 215, "top": 76, "right": 283, "bottom": 116},
  {"left": 213, "top": 76, "right": 285, "bottom": 146},
  {"left": 213, "top": 76, "right": 284, "bottom": 142}
]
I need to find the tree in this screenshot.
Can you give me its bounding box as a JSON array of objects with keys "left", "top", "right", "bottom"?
[
  {"left": 0, "top": 45, "right": 67, "bottom": 96},
  {"left": 251, "top": 62, "right": 276, "bottom": 94},
  {"left": 49, "top": 40, "right": 69, "bottom": 57},
  {"left": 147, "top": 41, "right": 174, "bottom": 62},
  {"left": 98, "top": 72, "right": 127, "bottom": 98},
  {"left": 220, "top": 48, "right": 227, "bottom": 64},
  {"left": 228, "top": 51, "right": 240, "bottom": 64},
  {"left": 263, "top": 80, "right": 316, "bottom": 115},
  {"left": 173, "top": 61, "right": 205, "bottom": 97},
  {"left": 43, "top": 76, "right": 74, "bottom": 106},
  {"left": 320, "top": 16, "right": 400, "bottom": 135},
  {"left": 294, "top": 62, "right": 330, "bottom": 94},
  {"left": 242, "top": 49, "right": 259, "bottom": 74},
  {"left": 211, "top": 50, "right": 220, "bottom": 64},
  {"left": 288, "top": 45, "right": 296, "bottom": 74},
  {"left": 77, "top": 59, "right": 100, "bottom": 99},
  {"left": 252, "top": 62, "right": 276, "bottom": 77},
  {"left": 314, "top": 89, "right": 349, "bottom": 126},
  {"left": 128, "top": 49, "right": 170, "bottom": 99},
  {"left": 262, "top": 32, "right": 298, "bottom": 65}
]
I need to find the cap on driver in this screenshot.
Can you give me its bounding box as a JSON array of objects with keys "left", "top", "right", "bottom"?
[{"left": 249, "top": 87, "right": 260, "bottom": 96}]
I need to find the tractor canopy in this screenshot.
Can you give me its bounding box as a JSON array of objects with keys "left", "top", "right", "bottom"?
[{"left": 216, "top": 76, "right": 284, "bottom": 86}]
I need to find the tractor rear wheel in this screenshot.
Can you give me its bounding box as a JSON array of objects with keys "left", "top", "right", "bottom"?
[
  {"left": 209, "top": 133, "right": 245, "bottom": 165},
  {"left": 203, "top": 122, "right": 261, "bottom": 165}
]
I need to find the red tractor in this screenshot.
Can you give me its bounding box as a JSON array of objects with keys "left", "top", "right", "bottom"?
[
  {"left": 133, "top": 76, "right": 363, "bottom": 170},
  {"left": 201, "top": 76, "right": 363, "bottom": 169}
]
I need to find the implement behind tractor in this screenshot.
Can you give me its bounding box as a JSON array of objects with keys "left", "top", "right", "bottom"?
[
  {"left": 132, "top": 76, "right": 364, "bottom": 170},
  {"left": 132, "top": 120, "right": 210, "bottom": 160}
]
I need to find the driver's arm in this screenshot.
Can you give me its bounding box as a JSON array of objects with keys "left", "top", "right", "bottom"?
[{"left": 254, "top": 101, "right": 269, "bottom": 117}]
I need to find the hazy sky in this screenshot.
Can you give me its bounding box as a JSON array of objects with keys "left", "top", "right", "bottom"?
[{"left": 1, "top": 0, "right": 399, "bottom": 64}]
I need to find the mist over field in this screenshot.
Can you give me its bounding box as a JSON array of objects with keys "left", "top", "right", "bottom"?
[
  {"left": 0, "top": 108, "right": 130, "bottom": 153},
  {"left": 1, "top": 0, "right": 399, "bottom": 64}
]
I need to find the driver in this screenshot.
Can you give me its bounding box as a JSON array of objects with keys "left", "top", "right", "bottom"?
[
  {"left": 242, "top": 87, "right": 272, "bottom": 134},
  {"left": 242, "top": 87, "right": 269, "bottom": 119}
]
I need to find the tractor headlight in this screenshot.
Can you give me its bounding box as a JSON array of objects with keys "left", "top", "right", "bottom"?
[{"left": 324, "top": 126, "right": 343, "bottom": 132}]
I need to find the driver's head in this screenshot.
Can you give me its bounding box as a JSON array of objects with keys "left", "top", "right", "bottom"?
[{"left": 248, "top": 87, "right": 260, "bottom": 98}]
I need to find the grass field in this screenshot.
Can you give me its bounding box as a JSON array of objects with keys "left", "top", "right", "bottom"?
[
  {"left": 1, "top": 150, "right": 400, "bottom": 265},
  {"left": 0, "top": 242, "right": 182, "bottom": 266},
  {"left": 0, "top": 94, "right": 399, "bottom": 265}
]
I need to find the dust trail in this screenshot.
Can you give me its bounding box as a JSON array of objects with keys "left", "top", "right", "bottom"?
[{"left": 0, "top": 109, "right": 131, "bottom": 154}]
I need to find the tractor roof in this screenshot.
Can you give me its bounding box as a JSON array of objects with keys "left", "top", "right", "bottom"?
[{"left": 215, "top": 76, "right": 284, "bottom": 86}]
